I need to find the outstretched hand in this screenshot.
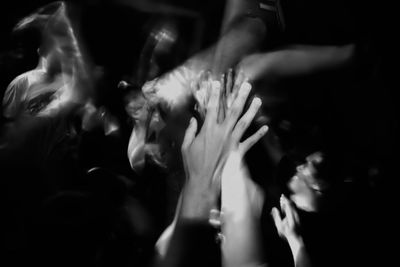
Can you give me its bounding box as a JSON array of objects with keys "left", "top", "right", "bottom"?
[
  {"left": 180, "top": 76, "right": 267, "bottom": 219},
  {"left": 272, "top": 194, "right": 308, "bottom": 266},
  {"left": 271, "top": 194, "right": 301, "bottom": 242}
]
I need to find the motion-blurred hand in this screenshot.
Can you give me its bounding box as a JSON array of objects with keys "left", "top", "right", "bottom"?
[
  {"left": 180, "top": 77, "right": 267, "bottom": 219},
  {"left": 272, "top": 194, "right": 309, "bottom": 266},
  {"left": 271, "top": 194, "right": 301, "bottom": 243}
]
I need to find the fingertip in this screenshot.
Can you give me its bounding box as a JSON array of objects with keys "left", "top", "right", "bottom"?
[
  {"left": 252, "top": 97, "right": 262, "bottom": 107},
  {"left": 187, "top": 117, "right": 197, "bottom": 130},
  {"left": 260, "top": 125, "right": 269, "bottom": 134},
  {"left": 271, "top": 207, "right": 278, "bottom": 215},
  {"left": 192, "top": 117, "right": 198, "bottom": 127},
  {"left": 241, "top": 82, "right": 252, "bottom": 93},
  {"left": 271, "top": 207, "right": 281, "bottom": 224}
]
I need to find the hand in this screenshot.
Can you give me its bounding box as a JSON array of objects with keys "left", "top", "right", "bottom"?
[
  {"left": 218, "top": 71, "right": 267, "bottom": 266},
  {"left": 271, "top": 195, "right": 304, "bottom": 258},
  {"left": 220, "top": 68, "right": 247, "bottom": 112},
  {"left": 192, "top": 70, "right": 212, "bottom": 121},
  {"left": 180, "top": 77, "right": 267, "bottom": 219}
]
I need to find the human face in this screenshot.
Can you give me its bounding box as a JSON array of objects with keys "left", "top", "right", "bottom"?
[
  {"left": 287, "top": 152, "right": 329, "bottom": 212},
  {"left": 125, "top": 94, "right": 149, "bottom": 123}
]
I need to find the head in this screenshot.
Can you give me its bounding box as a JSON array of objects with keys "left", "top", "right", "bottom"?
[
  {"left": 13, "top": 2, "right": 76, "bottom": 73},
  {"left": 287, "top": 151, "right": 343, "bottom": 212},
  {"left": 124, "top": 89, "right": 148, "bottom": 121},
  {"left": 36, "top": 1, "right": 81, "bottom": 76}
]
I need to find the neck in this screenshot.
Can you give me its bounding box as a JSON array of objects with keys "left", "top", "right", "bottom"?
[{"left": 37, "top": 56, "right": 48, "bottom": 71}]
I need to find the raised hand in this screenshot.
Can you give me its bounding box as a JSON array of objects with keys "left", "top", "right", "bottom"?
[
  {"left": 180, "top": 77, "right": 267, "bottom": 219},
  {"left": 271, "top": 195, "right": 301, "bottom": 242},
  {"left": 272, "top": 195, "right": 311, "bottom": 267}
]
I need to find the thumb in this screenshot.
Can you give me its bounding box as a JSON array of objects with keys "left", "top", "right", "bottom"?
[{"left": 181, "top": 117, "right": 198, "bottom": 151}]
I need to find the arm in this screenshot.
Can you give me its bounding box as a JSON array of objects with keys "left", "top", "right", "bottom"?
[
  {"left": 219, "top": 71, "right": 268, "bottom": 267},
  {"left": 155, "top": 77, "right": 267, "bottom": 267},
  {"left": 239, "top": 44, "right": 356, "bottom": 82},
  {"left": 271, "top": 195, "right": 312, "bottom": 267},
  {"left": 141, "top": 9, "right": 266, "bottom": 111},
  {"left": 221, "top": 152, "right": 267, "bottom": 267}
]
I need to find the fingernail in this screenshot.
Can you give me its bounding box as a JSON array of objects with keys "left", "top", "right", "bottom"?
[
  {"left": 241, "top": 82, "right": 251, "bottom": 93},
  {"left": 253, "top": 97, "right": 262, "bottom": 107},
  {"left": 260, "top": 125, "right": 269, "bottom": 134}
]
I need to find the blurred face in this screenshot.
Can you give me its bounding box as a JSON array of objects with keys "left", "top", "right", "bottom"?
[
  {"left": 125, "top": 94, "right": 149, "bottom": 123},
  {"left": 288, "top": 152, "right": 329, "bottom": 212}
]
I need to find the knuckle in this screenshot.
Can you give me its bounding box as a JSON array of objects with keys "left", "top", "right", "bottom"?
[
  {"left": 236, "top": 119, "right": 247, "bottom": 131},
  {"left": 230, "top": 105, "right": 241, "bottom": 117}
]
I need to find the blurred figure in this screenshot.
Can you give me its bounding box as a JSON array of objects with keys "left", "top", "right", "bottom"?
[
  {"left": 120, "top": 81, "right": 166, "bottom": 172},
  {"left": 2, "top": 1, "right": 92, "bottom": 120},
  {"left": 269, "top": 144, "right": 382, "bottom": 267},
  {"left": 285, "top": 151, "right": 339, "bottom": 212},
  {"left": 154, "top": 72, "right": 268, "bottom": 267},
  {"left": 271, "top": 193, "right": 312, "bottom": 267},
  {"left": 138, "top": 0, "right": 274, "bottom": 118},
  {"left": 270, "top": 151, "right": 335, "bottom": 267}
]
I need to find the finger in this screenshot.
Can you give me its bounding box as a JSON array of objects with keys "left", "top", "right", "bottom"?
[
  {"left": 271, "top": 207, "right": 283, "bottom": 231},
  {"left": 281, "top": 194, "right": 295, "bottom": 227},
  {"left": 220, "top": 73, "right": 226, "bottom": 91},
  {"left": 199, "top": 70, "right": 211, "bottom": 104},
  {"left": 197, "top": 70, "right": 205, "bottom": 81},
  {"left": 226, "top": 69, "right": 234, "bottom": 108},
  {"left": 181, "top": 117, "right": 198, "bottom": 152},
  {"left": 195, "top": 70, "right": 206, "bottom": 91},
  {"left": 239, "top": 125, "right": 268, "bottom": 154},
  {"left": 204, "top": 80, "right": 221, "bottom": 125},
  {"left": 218, "top": 73, "right": 226, "bottom": 122},
  {"left": 226, "top": 68, "right": 233, "bottom": 95},
  {"left": 232, "top": 70, "right": 247, "bottom": 97},
  {"left": 225, "top": 82, "right": 252, "bottom": 129},
  {"left": 232, "top": 97, "right": 262, "bottom": 143}
]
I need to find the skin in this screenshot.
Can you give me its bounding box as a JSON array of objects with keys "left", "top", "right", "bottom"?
[
  {"left": 155, "top": 75, "right": 268, "bottom": 267},
  {"left": 271, "top": 151, "right": 333, "bottom": 267},
  {"left": 288, "top": 152, "right": 329, "bottom": 212}
]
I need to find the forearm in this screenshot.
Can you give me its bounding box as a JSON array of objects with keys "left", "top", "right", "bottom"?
[
  {"left": 287, "top": 236, "right": 312, "bottom": 267},
  {"left": 222, "top": 212, "right": 265, "bottom": 267},
  {"left": 155, "top": 177, "right": 220, "bottom": 267},
  {"left": 178, "top": 15, "right": 266, "bottom": 78},
  {"left": 221, "top": 155, "right": 265, "bottom": 267},
  {"left": 240, "top": 43, "right": 355, "bottom": 81},
  {"left": 155, "top": 219, "right": 220, "bottom": 267},
  {"left": 127, "top": 126, "right": 147, "bottom": 170},
  {"left": 179, "top": 179, "right": 218, "bottom": 220},
  {"left": 211, "top": 16, "right": 266, "bottom": 75}
]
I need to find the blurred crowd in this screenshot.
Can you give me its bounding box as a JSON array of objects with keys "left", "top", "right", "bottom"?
[{"left": 0, "top": 0, "right": 397, "bottom": 267}]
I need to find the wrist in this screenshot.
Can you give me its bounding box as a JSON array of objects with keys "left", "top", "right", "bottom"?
[
  {"left": 287, "top": 235, "right": 305, "bottom": 261},
  {"left": 180, "top": 182, "right": 218, "bottom": 220}
]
